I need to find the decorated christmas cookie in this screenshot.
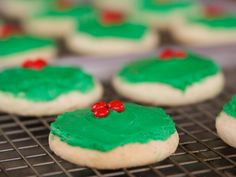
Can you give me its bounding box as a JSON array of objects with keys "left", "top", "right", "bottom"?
[
  {"left": 92, "top": 0, "right": 136, "bottom": 14},
  {"left": 216, "top": 95, "right": 236, "bottom": 148},
  {"left": 24, "top": 5, "right": 94, "bottom": 38},
  {"left": 0, "top": 61, "right": 103, "bottom": 116},
  {"left": 49, "top": 101, "right": 179, "bottom": 169},
  {"left": 171, "top": 5, "right": 236, "bottom": 46},
  {"left": 132, "top": 0, "right": 199, "bottom": 29},
  {"left": 0, "top": 34, "right": 57, "bottom": 68},
  {"left": 0, "top": 0, "right": 57, "bottom": 20},
  {"left": 113, "top": 49, "right": 224, "bottom": 106},
  {"left": 66, "top": 11, "right": 158, "bottom": 55}
]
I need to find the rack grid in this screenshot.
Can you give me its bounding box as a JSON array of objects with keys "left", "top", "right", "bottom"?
[{"left": 0, "top": 69, "right": 236, "bottom": 177}]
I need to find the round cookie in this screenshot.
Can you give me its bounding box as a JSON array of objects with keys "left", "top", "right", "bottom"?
[
  {"left": 0, "top": 61, "right": 103, "bottom": 116},
  {"left": 23, "top": 5, "right": 94, "bottom": 38},
  {"left": 113, "top": 49, "right": 224, "bottom": 106},
  {"left": 216, "top": 95, "right": 236, "bottom": 148},
  {"left": 49, "top": 101, "right": 179, "bottom": 169},
  {"left": 66, "top": 12, "right": 158, "bottom": 56},
  {"left": 0, "top": 0, "right": 55, "bottom": 20},
  {"left": 132, "top": 0, "right": 199, "bottom": 29},
  {"left": 0, "top": 35, "right": 57, "bottom": 68},
  {"left": 171, "top": 5, "right": 236, "bottom": 46}
]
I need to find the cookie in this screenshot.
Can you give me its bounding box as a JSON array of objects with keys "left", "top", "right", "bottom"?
[
  {"left": 49, "top": 101, "right": 179, "bottom": 169},
  {"left": 132, "top": 0, "right": 199, "bottom": 29},
  {"left": 171, "top": 5, "right": 236, "bottom": 46},
  {"left": 113, "top": 49, "right": 224, "bottom": 106},
  {"left": 92, "top": 0, "right": 136, "bottom": 14},
  {"left": 66, "top": 12, "right": 158, "bottom": 55},
  {"left": 0, "top": 61, "right": 103, "bottom": 116},
  {"left": 0, "top": 34, "right": 57, "bottom": 68},
  {"left": 24, "top": 5, "right": 94, "bottom": 38},
  {"left": 216, "top": 95, "right": 236, "bottom": 148},
  {"left": 0, "top": 0, "right": 55, "bottom": 20}
]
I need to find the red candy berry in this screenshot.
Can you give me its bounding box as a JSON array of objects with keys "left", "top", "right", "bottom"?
[
  {"left": 91, "top": 100, "right": 125, "bottom": 118},
  {"left": 204, "top": 5, "right": 224, "bottom": 18},
  {"left": 91, "top": 101, "right": 108, "bottom": 112},
  {"left": 22, "top": 59, "right": 47, "bottom": 70},
  {"left": 159, "top": 49, "right": 174, "bottom": 59},
  {"left": 108, "top": 100, "right": 124, "bottom": 112},
  {"left": 101, "top": 10, "right": 124, "bottom": 24},
  {"left": 174, "top": 50, "right": 186, "bottom": 58},
  {"left": 159, "top": 49, "right": 187, "bottom": 60},
  {"left": 93, "top": 107, "right": 109, "bottom": 118}
]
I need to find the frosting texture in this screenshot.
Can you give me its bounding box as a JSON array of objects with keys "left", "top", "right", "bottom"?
[
  {"left": 34, "top": 5, "right": 93, "bottom": 19},
  {"left": 0, "top": 66, "right": 95, "bottom": 101},
  {"left": 118, "top": 52, "right": 220, "bottom": 91},
  {"left": 140, "top": 0, "right": 194, "bottom": 12},
  {"left": 189, "top": 15, "right": 236, "bottom": 28},
  {"left": 77, "top": 16, "right": 147, "bottom": 40},
  {"left": 223, "top": 95, "right": 236, "bottom": 118},
  {"left": 50, "top": 103, "right": 177, "bottom": 152},
  {"left": 0, "top": 35, "right": 55, "bottom": 57}
]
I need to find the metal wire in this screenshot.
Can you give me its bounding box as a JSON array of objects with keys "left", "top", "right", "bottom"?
[{"left": 0, "top": 69, "right": 236, "bottom": 177}]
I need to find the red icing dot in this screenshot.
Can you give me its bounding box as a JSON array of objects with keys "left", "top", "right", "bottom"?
[
  {"left": 22, "top": 59, "right": 47, "bottom": 70},
  {"left": 159, "top": 49, "right": 175, "bottom": 59},
  {"left": 0, "top": 24, "right": 21, "bottom": 38},
  {"left": 174, "top": 51, "right": 186, "bottom": 59},
  {"left": 101, "top": 10, "right": 124, "bottom": 24},
  {"left": 56, "top": 0, "right": 72, "bottom": 10},
  {"left": 91, "top": 102, "right": 108, "bottom": 112},
  {"left": 108, "top": 100, "right": 124, "bottom": 113},
  {"left": 93, "top": 107, "right": 109, "bottom": 118},
  {"left": 204, "top": 5, "right": 224, "bottom": 18}
]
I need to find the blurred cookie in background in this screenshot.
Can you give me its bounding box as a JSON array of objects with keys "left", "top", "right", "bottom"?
[
  {"left": 92, "top": 0, "right": 136, "bottom": 14},
  {"left": 171, "top": 5, "right": 236, "bottom": 46},
  {"left": 0, "top": 30, "right": 57, "bottom": 68},
  {"left": 0, "top": 61, "right": 103, "bottom": 116},
  {"left": 131, "top": 0, "right": 200, "bottom": 30},
  {"left": 66, "top": 11, "right": 159, "bottom": 56},
  {"left": 0, "top": 0, "right": 57, "bottom": 20},
  {"left": 113, "top": 48, "right": 224, "bottom": 106},
  {"left": 23, "top": 4, "right": 94, "bottom": 38}
]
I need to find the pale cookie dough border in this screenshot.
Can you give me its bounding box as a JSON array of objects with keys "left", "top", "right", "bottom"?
[
  {"left": 113, "top": 72, "right": 224, "bottom": 106},
  {"left": 216, "top": 112, "right": 236, "bottom": 148},
  {"left": 0, "top": 47, "right": 57, "bottom": 68},
  {"left": 66, "top": 30, "right": 159, "bottom": 56},
  {"left": 170, "top": 18, "right": 236, "bottom": 46},
  {"left": 23, "top": 18, "right": 75, "bottom": 38},
  {"left": 0, "top": 81, "right": 103, "bottom": 116},
  {"left": 49, "top": 131, "right": 179, "bottom": 169}
]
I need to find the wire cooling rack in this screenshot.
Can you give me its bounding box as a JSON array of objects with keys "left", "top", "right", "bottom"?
[{"left": 0, "top": 69, "right": 236, "bottom": 177}]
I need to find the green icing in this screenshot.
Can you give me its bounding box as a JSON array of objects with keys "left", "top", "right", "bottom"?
[
  {"left": 189, "top": 15, "right": 236, "bottom": 29},
  {"left": 118, "top": 52, "right": 220, "bottom": 91},
  {"left": 34, "top": 5, "right": 93, "bottom": 19},
  {"left": 0, "top": 66, "right": 95, "bottom": 102},
  {"left": 140, "top": 0, "right": 194, "bottom": 12},
  {"left": 77, "top": 16, "right": 147, "bottom": 40},
  {"left": 50, "top": 103, "right": 177, "bottom": 152},
  {"left": 0, "top": 35, "right": 55, "bottom": 57},
  {"left": 223, "top": 95, "right": 236, "bottom": 118}
]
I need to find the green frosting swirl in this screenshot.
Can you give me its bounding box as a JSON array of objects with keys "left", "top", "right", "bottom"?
[
  {"left": 223, "top": 95, "right": 236, "bottom": 118},
  {"left": 0, "top": 66, "right": 95, "bottom": 102},
  {"left": 34, "top": 5, "right": 93, "bottom": 19},
  {"left": 0, "top": 35, "right": 55, "bottom": 57},
  {"left": 189, "top": 15, "right": 236, "bottom": 29},
  {"left": 118, "top": 52, "right": 220, "bottom": 91},
  {"left": 77, "top": 15, "right": 147, "bottom": 40},
  {"left": 50, "top": 103, "right": 177, "bottom": 152},
  {"left": 140, "top": 0, "right": 194, "bottom": 12}
]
